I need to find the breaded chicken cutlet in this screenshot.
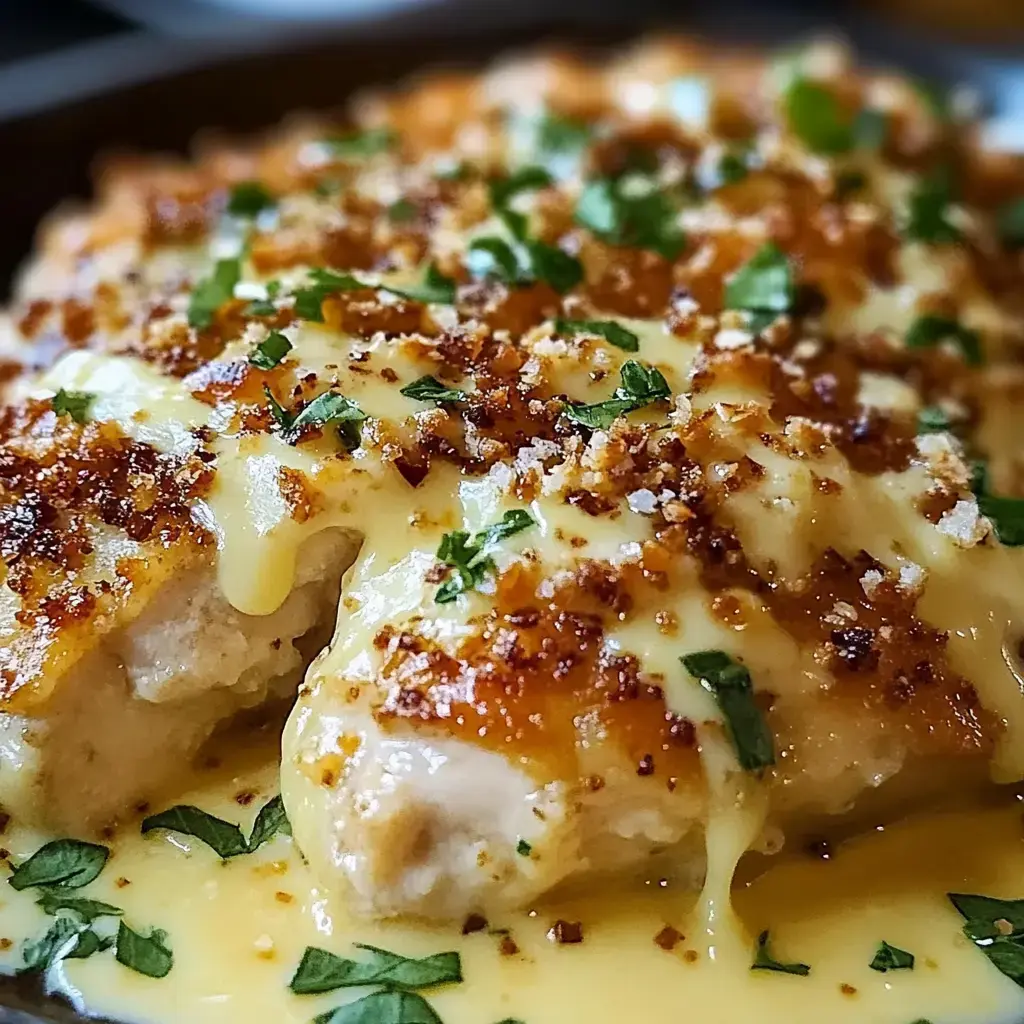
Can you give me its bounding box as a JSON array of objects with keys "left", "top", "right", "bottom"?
[{"left": 2, "top": 37, "right": 1024, "bottom": 921}]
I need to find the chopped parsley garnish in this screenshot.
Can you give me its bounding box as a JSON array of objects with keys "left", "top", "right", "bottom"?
[
  {"left": 997, "top": 198, "right": 1024, "bottom": 248},
  {"left": 434, "top": 509, "right": 535, "bottom": 604},
  {"left": 226, "top": 181, "right": 275, "bottom": 217},
  {"left": 142, "top": 796, "right": 291, "bottom": 859},
  {"left": 575, "top": 177, "right": 685, "bottom": 260},
  {"left": 717, "top": 148, "right": 752, "bottom": 187},
  {"left": 905, "top": 167, "right": 962, "bottom": 244},
  {"left": 249, "top": 330, "right": 292, "bottom": 370},
  {"left": 905, "top": 315, "right": 981, "bottom": 366},
  {"left": 853, "top": 108, "right": 889, "bottom": 151},
  {"left": 115, "top": 922, "right": 173, "bottom": 979},
  {"left": 555, "top": 318, "right": 639, "bottom": 352},
  {"left": 869, "top": 941, "right": 915, "bottom": 972},
  {"left": 290, "top": 944, "right": 462, "bottom": 995},
  {"left": 21, "top": 917, "right": 112, "bottom": 975},
  {"left": 784, "top": 78, "right": 854, "bottom": 154},
  {"left": 244, "top": 280, "right": 281, "bottom": 317},
  {"left": 287, "top": 389, "right": 367, "bottom": 450},
  {"left": 51, "top": 389, "right": 94, "bottom": 424},
  {"left": 315, "top": 990, "right": 442, "bottom": 1024},
  {"left": 9, "top": 839, "right": 109, "bottom": 891},
  {"left": 36, "top": 894, "right": 123, "bottom": 922},
  {"left": 323, "top": 127, "right": 395, "bottom": 158},
  {"left": 400, "top": 376, "right": 466, "bottom": 405},
  {"left": 489, "top": 165, "right": 553, "bottom": 213},
  {"left": 564, "top": 360, "right": 670, "bottom": 430},
  {"left": 750, "top": 930, "right": 811, "bottom": 976},
  {"left": 516, "top": 839, "right": 532, "bottom": 857},
  {"left": 972, "top": 462, "right": 1024, "bottom": 547},
  {"left": 466, "top": 235, "right": 582, "bottom": 294},
  {"left": 680, "top": 651, "right": 774, "bottom": 772},
  {"left": 383, "top": 264, "right": 457, "bottom": 305},
  {"left": 949, "top": 892, "right": 1024, "bottom": 987},
  {"left": 293, "top": 268, "right": 366, "bottom": 322},
  {"left": 916, "top": 404, "right": 951, "bottom": 435},
  {"left": 387, "top": 198, "right": 417, "bottom": 223},
  {"left": 724, "top": 243, "right": 794, "bottom": 331},
  {"left": 188, "top": 257, "right": 241, "bottom": 330},
  {"left": 536, "top": 112, "right": 592, "bottom": 157}
]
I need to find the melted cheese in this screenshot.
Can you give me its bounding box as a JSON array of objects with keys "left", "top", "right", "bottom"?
[{"left": 0, "top": 740, "right": 1022, "bottom": 1024}]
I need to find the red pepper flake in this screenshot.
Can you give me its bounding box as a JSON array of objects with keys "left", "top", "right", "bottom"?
[
  {"left": 654, "top": 925, "right": 683, "bottom": 951},
  {"left": 840, "top": 983, "right": 857, "bottom": 996},
  {"left": 498, "top": 934, "right": 520, "bottom": 957},
  {"left": 235, "top": 790, "right": 256, "bottom": 806},
  {"left": 462, "top": 913, "right": 488, "bottom": 935},
  {"left": 547, "top": 920, "right": 584, "bottom": 944},
  {"left": 115, "top": 877, "right": 131, "bottom": 889}
]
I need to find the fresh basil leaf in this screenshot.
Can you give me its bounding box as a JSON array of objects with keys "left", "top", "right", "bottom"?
[
  {"left": 115, "top": 922, "right": 173, "bottom": 979},
  {"left": 51, "top": 389, "right": 94, "bottom": 424},
  {"left": 681, "top": 651, "right": 774, "bottom": 771},
  {"left": 290, "top": 944, "right": 461, "bottom": 995},
  {"left": 784, "top": 78, "right": 853, "bottom": 154},
  {"left": 435, "top": 510, "right": 535, "bottom": 604},
  {"left": 717, "top": 149, "right": 751, "bottom": 187},
  {"left": 516, "top": 839, "right": 532, "bottom": 856},
  {"left": 564, "top": 359, "right": 670, "bottom": 430},
  {"left": 555, "top": 319, "right": 639, "bottom": 352},
  {"left": 65, "top": 928, "right": 114, "bottom": 960},
  {"left": 870, "top": 941, "right": 915, "bottom": 972},
  {"left": 324, "top": 128, "right": 395, "bottom": 158},
  {"left": 141, "top": 805, "right": 248, "bottom": 859},
  {"left": 400, "top": 376, "right": 466, "bottom": 405},
  {"left": 264, "top": 385, "right": 292, "bottom": 430},
  {"left": 853, "top": 108, "right": 889, "bottom": 151},
  {"left": 905, "top": 315, "right": 981, "bottom": 366},
  {"left": 950, "top": 893, "right": 1024, "bottom": 986},
  {"left": 905, "top": 167, "right": 962, "bottom": 244},
  {"left": 248, "top": 795, "right": 291, "bottom": 852},
  {"left": 188, "top": 258, "right": 241, "bottom": 330},
  {"left": 916, "top": 405, "right": 951, "bottom": 434},
  {"left": 521, "top": 240, "right": 582, "bottom": 293},
  {"left": 289, "top": 391, "right": 367, "bottom": 451},
  {"left": 724, "top": 243, "right": 794, "bottom": 319},
  {"left": 293, "top": 269, "right": 366, "bottom": 322},
  {"left": 467, "top": 237, "right": 521, "bottom": 281},
  {"left": 490, "top": 166, "right": 553, "bottom": 210},
  {"left": 575, "top": 177, "right": 685, "bottom": 260},
  {"left": 977, "top": 495, "right": 1024, "bottom": 547},
  {"left": 467, "top": 236, "right": 581, "bottom": 294},
  {"left": 249, "top": 330, "right": 292, "bottom": 370},
  {"left": 997, "top": 198, "right": 1024, "bottom": 248},
  {"left": 384, "top": 265, "right": 457, "bottom": 305},
  {"left": 9, "top": 839, "right": 109, "bottom": 891},
  {"left": 750, "top": 930, "right": 810, "bottom": 976},
  {"left": 227, "top": 181, "right": 275, "bottom": 218},
  {"left": 245, "top": 298, "right": 278, "bottom": 317},
  {"left": 21, "top": 917, "right": 92, "bottom": 974},
  {"left": 36, "top": 894, "right": 123, "bottom": 922},
  {"left": 315, "top": 990, "right": 443, "bottom": 1024},
  {"left": 536, "top": 113, "right": 591, "bottom": 157}
]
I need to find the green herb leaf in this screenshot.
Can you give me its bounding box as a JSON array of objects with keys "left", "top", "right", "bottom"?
[
  {"left": 905, "top": 315, "right": 981, "bottom": 366},
  {"left": 490, "top": 166, "right": 553, "bottom": 211},
  {"left": 916, "top": 405, "right": 951, "bottom": 434},
  {"left": 467, "top": 236, "right": 581, "bottom": 295},
  {"left": 971, "top": 464, "right": 1024, "bottom": 547},
  {"left": 750, "top": 930, "right": 811, "bottom": 976},
  {"left": 555, "top": 318, "right": 639, "bottom": 352},
  {"left": 680, "top": 651, "right": 774, "bottom": 771},
  {"left": 717, "top": 149, "right": 752, "bottom": 187},
  {"left": 290, "top": 944, "right": 462, "bottom": 995},
  {"left": 400, "top": 376, "right": 466, "bottom": 405},
  {"left": 870, "top": 941, "right": 915, "bottom": 972},
  {"left": 997, "top": 198, "right": 1024, "bottom": 248},
  {"left": 383, "top": 265, "right": 457, "bottom": 305},
  {"left": 188, "top": 258, "right": 241, "bottom": 330},
  {"left": 66, "top": 928, "right": 115, "bottom": 960},
  {"left": 387, "top": 199, "right": 418, "bottom": 223},
  {"left": 905, "top": 167, "right": 962, "bottom": 244},
  {"left": 36, "top": 894, "right": 123, "bottom": 922},
  {"left": 536, "top": 113, "right": 591, "bottom": 157},
  {"left": 247, "top": 795, "right": 292, "bottom": 852},
  {"left": 516, "top": 839, "right": 532, "bottom": 857},
  {"left": 227, "top": 181, "right": 275, "bottom": 218},
  {"left": 853, "top": 108, "right": 889, "bottom": 151},
  {"left": 289, "top": 391, "right": 367, "bottom": 451},
  {"left": 784, "top": 78, "right": 854, "bottom": 154},
  {"left": 9, "top": 839, "right": 109, "bottom": 891},
  {"left": 249, "top": 330, "right": 293, "bottom": 370},
  {"left": 575, "top": 177, "right": 685, "bottom": 260},
  {"left": 435, "top": 510, "right": 535, "bottom": 604},
  {"left": 51, "top": 389, "right": 94, "bottom": 424},
  {"left": 115, "top": 922, "right": 173, "bottom": 979},
  {"left": 324, "top": 128, "right": 395, "bottom": 159},
  {"left": 141, "top": 805, "right": 248, "bottom": 859},
  {"left": 521, "top": 241, "right": 583, "bottom": 293},
  {"left": 20, "top": 917, "right": 107, "bottom": 974},
  {"left": 949, "top": 893, "right": 1024, "bottom": 987},
  {"left": 293, "top": 268, "right": 366, "bottom": 322},
  {"left": 724, "top": 243, "right": 794, "bottom": 322},
  {"left": 315, "top": 989, "right": 443, "bottom": 1024},
  {"left": 564, "top": 359, "right": 670, "bottom": 430},
  {"left": 467, "top": 237, "right": 521, "bottom": 281}
]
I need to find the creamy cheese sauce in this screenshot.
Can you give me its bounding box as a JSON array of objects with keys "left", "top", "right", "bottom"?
[{"left": 0, "top": 735, "right": 1022, "bottom": 1024}]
